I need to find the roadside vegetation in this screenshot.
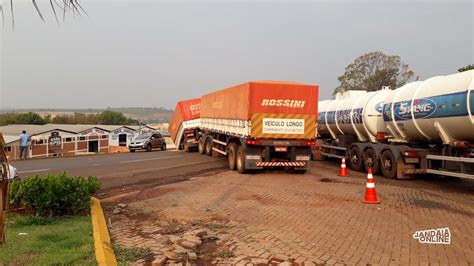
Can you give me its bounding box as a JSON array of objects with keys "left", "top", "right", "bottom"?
[
  {"left": 1, "top": 173, "right": 100, "bottom": 264},
  {"left": 0, "top": 110, "right": 139, "bottom": 126},
  {"left": 0, "top": 213, "right": 95, "bottom": 265},
  {"left": 9, "top": 173, "right": 100, "bottom": 216},
  {"left": 113, "top": 243, "right": 151, "bottom": 265}
]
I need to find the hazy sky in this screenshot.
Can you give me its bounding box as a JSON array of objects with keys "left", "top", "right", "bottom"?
[{"left": 1, "top": 0, "right": 473, "bottom": 109}]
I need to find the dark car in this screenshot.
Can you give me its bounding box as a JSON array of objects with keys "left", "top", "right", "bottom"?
[{"left": 129, "top": 133, "right": 167, "bottom": 152}]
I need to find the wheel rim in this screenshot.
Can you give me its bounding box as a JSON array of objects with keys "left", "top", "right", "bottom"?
[
  {"left": 367, "top": 156, "right": 373, "bottom": 168},
  {"left": 206, "top": 141, "right": 211, "bottom": 154},
  {"left": 237, "top": 150, "right": 243, "bottom": 169},
  {"left": 229, "top": 148, "right": 235, "bottom": 168},
  {"left": 198, "top": 139, "right": 204, "bottom": 153},
  {"left": 384, "top": 158, "right": 392, "bottom": 171},
  {"left": 351, "top": 153, "right": 359, "bottom": 166}
]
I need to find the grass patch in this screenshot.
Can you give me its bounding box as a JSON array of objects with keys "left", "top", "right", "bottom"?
[
  {"left": 0, "top": 213, "right": 95, "bottom": 265},
  {"left": 15, "top": 215, "right": 56, "bottom": 226},
  {"left": 113, "top": 244, "right": 151, "bottom": 264}
]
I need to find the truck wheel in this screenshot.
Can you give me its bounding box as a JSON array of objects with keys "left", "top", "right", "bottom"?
[
  {"left": 146, "top": 144, "right": 152, "bottom": 152},
  {"left": 236, "top": 146, "right": 247, "bottom": 174},
  {"left": 205, "top": 138, "right": 213, "bottom": 156},
  {"left": 198, "top": 137, "right": 205, "bottom": 154},
  {"left": 227, "top": 143, "right": 237, "bottom": 170},
  {"left": 349, "top": 146, "right": 364, "bottom": 172},
  {"left": 364, "top": 148, "right": 380, "bottom": 174},
  {"left": 130, "top": 150, "right": 136, "bottom": 153},
  {"left": 381, "top": 150, "right": 397, "bottom": 179},
  {"left": 161, "top": 143, "right": 167, "bottom": 151}
]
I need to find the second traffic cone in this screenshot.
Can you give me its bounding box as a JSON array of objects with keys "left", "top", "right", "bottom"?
[
  {"left": 338, "top": 158, "right": 349, "bottom": 177},
  {"left": 363, "top": 169, "right": 381, "bottom": 204}
]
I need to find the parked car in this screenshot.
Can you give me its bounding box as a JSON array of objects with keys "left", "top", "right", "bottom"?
[{"left": 129, "top": 133, "right": 167, "bottom": 152}]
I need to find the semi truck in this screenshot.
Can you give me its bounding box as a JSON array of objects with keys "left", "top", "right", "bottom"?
[
  {"left": 314, "top": 70, "right": 474, "bottom": 180},
  {"left": 196, "top": 81, "right": 319, "bottom": 174},
  {"left": 168, "top": 98, "right": 201, "bottom": 152}
]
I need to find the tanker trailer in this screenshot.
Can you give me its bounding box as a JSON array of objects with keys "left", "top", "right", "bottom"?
[
  {"left": 315, "top": 70, "right": 474, "bottom": 180},
  {"left": 198, "top": 81, "right": 318, "bottom": 174},
  {"left": 316, "top": 88, "right": 393, "bottom": 173},
  {"left": 168, "top": 98, "right": 201, "bottom": 152}
]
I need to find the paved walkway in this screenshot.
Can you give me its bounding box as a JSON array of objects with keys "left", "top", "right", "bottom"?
[{"left": 106, "top": 162, "right": 474, "bottom": 265}]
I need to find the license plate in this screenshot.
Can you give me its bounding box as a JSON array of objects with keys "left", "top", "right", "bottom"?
[
  {"left": 405, "top": 158, "right": 419, "bottom": 164},
  {"left": 246, "top": 155, "right": 261, "bottom": 160},
  {"left": 275, "top": 146, "right": 288, "bottom": 152},
  {"left": 296, "top": 155, "right": 311, "bottom": 161}
]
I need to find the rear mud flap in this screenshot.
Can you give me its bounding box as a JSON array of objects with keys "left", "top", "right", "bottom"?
[{"left": 245, "top": 154, "right": 263, "bottom": 170}]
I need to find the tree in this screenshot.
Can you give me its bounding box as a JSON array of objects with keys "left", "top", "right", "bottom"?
[
  {"left": 333, "top": 51, "right": 418, "bottom": 96},
  {"left": 458, "top": 64, "right": 474, "bottom": 72},
  {"left": 1, "top": 0, "right": 86, "bottom": 30},
  {"left": 97, "top": 111, "right": 138, "bottom": 125},
  {"left": 0, "top": 112, "right": 49, "bottom": 125}
]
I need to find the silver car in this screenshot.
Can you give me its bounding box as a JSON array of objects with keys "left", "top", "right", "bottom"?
[{"left": 129, "top": 133, "right": 166, "bottom": 152}]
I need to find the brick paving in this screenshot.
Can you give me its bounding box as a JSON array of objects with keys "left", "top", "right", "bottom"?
[{"left": 105, "top": 161, "right": 474, "bottom": 265}]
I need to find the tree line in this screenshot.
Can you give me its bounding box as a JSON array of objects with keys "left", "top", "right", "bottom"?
[
  {"left": 333, "top": 51, "right": 472, "bottom": 96},
  {"left": 0, "top": 111, "right": 139, "bottom": 126}
]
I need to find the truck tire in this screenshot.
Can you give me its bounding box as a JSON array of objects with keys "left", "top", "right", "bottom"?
[
  {"left": 198, "top": 137, "right": 205, "bottom": 154},
  {"left": 146, "top": 144, "right": 152, "bottom": 152},
  {"left": 236, "top": 146, "right": 247, "bottom": 174},
  {"left": 205, "top": 138, "right": 213, "bottom": 156},
  {"left": 227, "top": 143, "right": 237, "bottom": 170},
  {"left": 349, "top": 146, "right": 364, "bottom": 172},
  {"left": 381, "top": 150, "right": 397, "bottom": 179},
  {"left": 364, "top": 148, "right": 380, "bottom": 175}
]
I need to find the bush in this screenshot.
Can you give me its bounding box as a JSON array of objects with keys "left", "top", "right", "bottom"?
[{"left": 9, "top": 173, "right": 100, "bottom": 216}]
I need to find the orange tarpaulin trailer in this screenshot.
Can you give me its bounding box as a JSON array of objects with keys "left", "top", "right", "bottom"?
[
  {"left": 200, "top": 81, "right": 319, "bottom": 139},
  {"left": 168, "top": 98, "right": 201, "bottom": 143},
  {"left": 200, "top": 81, "right": 318, "bottom": 120}
]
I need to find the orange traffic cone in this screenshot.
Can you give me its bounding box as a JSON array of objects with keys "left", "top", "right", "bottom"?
[
  {"left": 363, "top": 169, "right": 381, "bottom": 204},
  {"left": 338, "top": 158, "right": 349, "bottom": 177}
]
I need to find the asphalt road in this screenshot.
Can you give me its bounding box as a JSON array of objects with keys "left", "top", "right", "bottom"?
[{"left": 11, "top": 151, "right": 228, "bottom": 193}]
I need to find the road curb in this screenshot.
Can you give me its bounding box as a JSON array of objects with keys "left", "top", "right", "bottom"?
[{"left": 91, "top": 197, "right": 117, "bottom": 266}]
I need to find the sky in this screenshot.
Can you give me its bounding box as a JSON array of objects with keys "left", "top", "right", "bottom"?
[{"left": 0, "top": 0, "right": 473, "bottom": 109}]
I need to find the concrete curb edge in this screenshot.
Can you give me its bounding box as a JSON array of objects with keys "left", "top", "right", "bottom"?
[{"left": 91, "top": 197, "right": 117, "bottom": 266}]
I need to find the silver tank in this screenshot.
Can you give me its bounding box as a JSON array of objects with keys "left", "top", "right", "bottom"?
[
  {"left": 318, "top": 70, "right": 474, "bottom": 144},
  {"left": 318, "top": 89, "right": 391, "bottom": 142},
  {"left": 383, "top": 70, "right": 474, "bottom": 144}
]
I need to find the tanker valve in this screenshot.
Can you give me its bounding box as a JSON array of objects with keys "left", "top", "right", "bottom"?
[{"left": 376, "top": 132, "right": 389, "bottom": 142}]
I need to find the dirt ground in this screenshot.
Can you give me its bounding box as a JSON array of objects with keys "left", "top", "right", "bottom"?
[{"left": 100, "top": 160, "right": 474, "bottom": 265}]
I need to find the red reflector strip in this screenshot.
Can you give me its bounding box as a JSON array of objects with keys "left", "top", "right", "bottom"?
[
  {"left": 255, "top": 162, "right": 306, "bottom": 167},
  {"left": 275, "top": 147, "right": 288, "bottom": 152}
]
